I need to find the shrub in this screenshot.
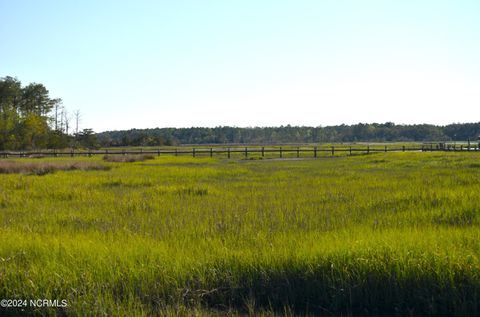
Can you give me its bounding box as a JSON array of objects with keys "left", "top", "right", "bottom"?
[{"left": 102, "top": 154, "right": 155, "bottom": 163}]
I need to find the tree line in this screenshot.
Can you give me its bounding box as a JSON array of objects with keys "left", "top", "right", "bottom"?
[
  {"left": 3, "top": 75, "right": 479, "bottom": 150},
  {"left": 97, "top": 123, "right": 480, "bottom": 147},
  {"left": 0, "top": 76, "right": 97, "bottom": 150}
]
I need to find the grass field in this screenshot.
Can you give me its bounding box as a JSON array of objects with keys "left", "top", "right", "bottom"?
[{"left": 0, "top": 152, "right": 479, "bottom": 316}]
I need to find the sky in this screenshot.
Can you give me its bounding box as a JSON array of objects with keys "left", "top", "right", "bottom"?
[{"left": 1, "top": 0, "right": 479, "bottom": 132}]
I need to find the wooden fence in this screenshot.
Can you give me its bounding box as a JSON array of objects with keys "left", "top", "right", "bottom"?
[{"left": 1, "top": 144, "right": 480, "bottom": 159}]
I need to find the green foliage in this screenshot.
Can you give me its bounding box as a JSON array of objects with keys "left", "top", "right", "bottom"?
[
  {"left": 0, "top": 76, "right": 95, "bottom": 150},
  {"left": 0, "top": 153, "right": 479, "bottom": 315},
  {"left": 20, "top": 82, "right": 54, "bottom": 116},
  {"left": 75, "top": 128, "right": 99, "bottom": 149}
]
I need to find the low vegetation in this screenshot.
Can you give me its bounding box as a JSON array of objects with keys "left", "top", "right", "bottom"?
[
  {"left": 0, "top": 152, "right": 479, "bottom": 316},
  {"left": 102, "top": 154, "right": 155, "bottom": 163},
  {"left": 0, "top": 160, "right": 109, "bottom": 175}
]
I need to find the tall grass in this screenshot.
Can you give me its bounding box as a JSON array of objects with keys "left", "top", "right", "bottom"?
[
  {"left": 0, "top": 160, "right": 109, "bottom": 175},
  {"left": 0, "top": 153, "right": 479, "bottom": 315}
]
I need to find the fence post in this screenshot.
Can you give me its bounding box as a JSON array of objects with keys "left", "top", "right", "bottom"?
[
  {"left": 228, "top": 147, "right": 231, "bottom": 159},
  {"left": 245, "top": 147, "right": 248, "bottom": 158},
  {"left": 193, "top": 148, "right": 196, "bottom": 157},
  {"left": 331, "top": 146, "right": 335, "bottom": 156},
  {"left": 314, "top": 146, "right": 317, "bottom": 158},
  {"left": 175, "top": 148, "right": 178, "bottom": 156},
  {"left": 297, "top": 147, "right": 300, "bottom": 158},
  {"left": 385, "top": 145, "right": 387, "bottom": 152},
  {"left": 261, "top": 146, "right": 265, "bottom": 157},
  {"left": 157, "top": 149, "right": 160, "bottom": 156},
  {"left": 367, "top": 146, "right": 370, "bottom": 154},
  {"left": 402, "top": 145, "right": 405, "bottom": 152},
  {"left": 71, "top": 149, "right": 74, "bottom": 157},
  {"left": 210, "top": 148, "right": 213, "bottom": 158},
  {"left": 349, "top": 146, "right": 352, "bottom": 155},
  {"left": 280, "top": 147, "right": 283, "bottom": 158}
]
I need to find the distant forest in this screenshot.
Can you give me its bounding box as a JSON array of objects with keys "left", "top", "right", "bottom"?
[{"left": 97, "top": 123, "right": 480, "bottom": 147}]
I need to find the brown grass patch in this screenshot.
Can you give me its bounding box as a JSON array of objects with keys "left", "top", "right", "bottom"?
[
  {"left": 28, "top": 154, "right": 46, "bottom": 159},
  {"left": 102, "top": 154, "right": 155, "bottom": 163},
  {"left": 0, "top": 161, "right": 110, "bottom": 176}
]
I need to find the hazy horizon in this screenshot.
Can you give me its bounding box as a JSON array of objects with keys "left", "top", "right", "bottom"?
[{"left": 2, "top": 1, "right": 479, "bottom": 132}]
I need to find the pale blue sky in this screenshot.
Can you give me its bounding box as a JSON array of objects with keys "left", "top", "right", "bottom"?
[{"left": 1, "top": 0, "right": 479, "bottom": 132}]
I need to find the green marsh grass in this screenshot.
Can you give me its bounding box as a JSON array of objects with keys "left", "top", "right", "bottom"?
[{"left": 0, "top": 153, "right": 479, "bottom": 316}]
